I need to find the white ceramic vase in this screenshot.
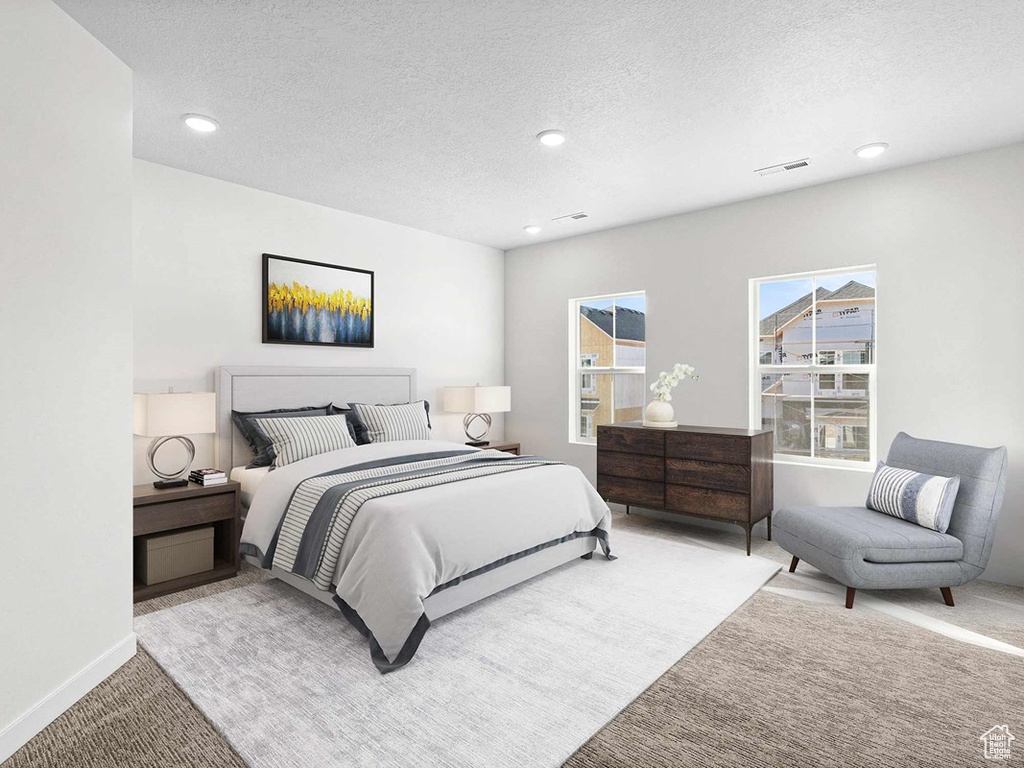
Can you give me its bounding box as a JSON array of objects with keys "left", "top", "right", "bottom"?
[{"left": 642, "top": 398, "right": 677, "bottom": 428}]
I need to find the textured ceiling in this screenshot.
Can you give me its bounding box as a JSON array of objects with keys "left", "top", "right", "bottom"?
[{"left": 55, "top": 0, "right": 1024, "bottom": 249}]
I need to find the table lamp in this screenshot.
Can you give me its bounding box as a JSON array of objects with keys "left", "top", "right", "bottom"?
[
  {"left": 443, "top": 385, "right": 511, "bottom": 446},
  {"left": 133, "top": 391, "right": 217, "bottom": 488}
]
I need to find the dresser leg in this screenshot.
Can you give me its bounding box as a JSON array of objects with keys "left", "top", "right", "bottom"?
[
  {"left": 745, "top": 526, "right": 751, "bottom": 556},
  {"left": 766, "top": 514, "right": 772, "bottom": 541},
  {"left": 625, "top": 504, "right": 630, "bottom": 515}
]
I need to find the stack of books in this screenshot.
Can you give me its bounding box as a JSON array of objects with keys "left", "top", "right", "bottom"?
[{"left": 189, "top": 468, "right": 228, "bottom": 486}]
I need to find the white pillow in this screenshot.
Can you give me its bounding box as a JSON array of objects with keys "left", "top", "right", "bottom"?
[
  {"left": 252, "top": 414, "right": 356, "bottom": 467},
  {"left": 348, "top": 401, "right": 431, "bottom": 443},
  {"left": 865, "top": 462, "right": 960, "bottom": 532}
]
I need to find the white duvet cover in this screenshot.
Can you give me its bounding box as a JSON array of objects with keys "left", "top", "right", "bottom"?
[{"left": 241, "top": 440, "right": 611, "bottom": 670}]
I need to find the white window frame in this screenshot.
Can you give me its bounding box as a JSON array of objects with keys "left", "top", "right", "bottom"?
[
  {"left": 749, "top": 265, "right": 877, "bottom": 470},
  {"left": 568, "top": 290, "right": 646, "bottom": 445}
]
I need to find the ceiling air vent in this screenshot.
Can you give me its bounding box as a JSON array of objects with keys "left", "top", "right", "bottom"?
[
  {"left": 552, "top": 211, "right": 589, "bottom": 223},
  {"left": 755, "top": 158, "right": 810, "bottom": 177}
]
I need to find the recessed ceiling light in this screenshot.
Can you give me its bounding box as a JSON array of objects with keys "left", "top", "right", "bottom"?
[
  {"left": 854, "top": 142, "right": 888, "bottom": 159},
  {"left": 537, "top": 130, "right": 565, "bottom": 147},
  {"left": 183, "top": 114, "right": 219, "bottom": 133},
  {"left": 523, "top": 225, "right": 541, "bottom": 234}
]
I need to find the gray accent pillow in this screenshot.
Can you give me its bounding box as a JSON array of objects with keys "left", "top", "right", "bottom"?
[
  {"left": 347, "top": 401, "right": 432, "bottom": 443},
  {"left": 252, "top": 414, "right": 357, "bottom": 467},
  {"left": 232, "top": 405, "right": 330, "bottom": 468},
  {"left": 865, "top": 461, "right": 961, "bottom": 532}
]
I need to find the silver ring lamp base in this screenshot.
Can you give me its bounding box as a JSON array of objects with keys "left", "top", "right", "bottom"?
[
  {"left": 147, "top": 435, "right": 195, "bottom": 489},
  {"left": 463, "top": 413, "right": 492, "bottom": 447}
]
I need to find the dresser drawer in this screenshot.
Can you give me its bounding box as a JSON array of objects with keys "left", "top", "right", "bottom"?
[
  {"left": 597, "top": 451, "right": 664, "bottom": 482},
  {"left": 597, "top": 475, "right": 664, "bottom": 508},
  {"left": 134, "top": 492, "right": 236, "bottom": 536},
  {"left": 665, "top": 485, "right": 749, "bottom": 522},
  {"left": 597, "top": 426, "right": 665, "bottom": 456},
  {"left": 665, "top": 431, "right": 750, "bottom": 465},
  {"left": 666, "top": 458, "right": 750, "bottom": 494}
]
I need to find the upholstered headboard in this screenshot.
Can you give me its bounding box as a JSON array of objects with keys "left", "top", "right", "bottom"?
[{"left": 216, "top": 366, "right": 416, "bottom": 470}]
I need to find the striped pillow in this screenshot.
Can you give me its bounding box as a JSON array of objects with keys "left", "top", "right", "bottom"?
[
  {"left": 866, "top": 462, "right": 961, "bottom": 532},
  {"left": 252, "top": 414, "right": 357, "bottom": 467},
  {"left": 348, "top": 401, "right": 431, "bottom": 443}
]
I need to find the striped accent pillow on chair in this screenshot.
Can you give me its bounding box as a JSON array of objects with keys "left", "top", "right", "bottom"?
[
  {"left": 252, "top": 414, "right": 357, "bottom": 467},
  {"left": 348, "top": 401, "right": 431, "bottom": 443},
  {"left": 865, "top": 462, "right": 961, "bottom": 532}
]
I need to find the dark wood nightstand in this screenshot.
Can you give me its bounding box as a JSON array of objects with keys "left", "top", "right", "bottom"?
[
  {"left": 132, "top": 481, "right": 241, "bottom": 602},
  {"left": 481, "top": 441, "right": 520, "bottom": 455}
]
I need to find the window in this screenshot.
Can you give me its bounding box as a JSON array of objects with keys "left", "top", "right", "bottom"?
[
  {"left": 580, "top": 354, "right": 598, "bottom": 395},
  {"left": 752, "top": 267, "right": 876, "bottom": 466},
  {"left": 841, "top": 373, "right": 869, "bottom": 393},
  {"left": 569, "top": 291, "right": 646, "bottom": 444}
]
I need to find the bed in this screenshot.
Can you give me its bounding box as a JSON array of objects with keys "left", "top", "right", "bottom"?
[{"left": 218, "top": 366, "right": 612, "bottom": 672}]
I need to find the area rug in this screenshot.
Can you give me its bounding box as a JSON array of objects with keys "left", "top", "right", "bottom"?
[{"left": 134, "top": 528, "right": 779, "bottom": 768}]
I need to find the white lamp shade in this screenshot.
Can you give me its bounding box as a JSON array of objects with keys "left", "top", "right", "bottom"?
[
  {"left": 443, "top": 386, "right": 511, "bottom": 414},
  {"left": 133, "top": 392, "right": 217, "bottom": 437}
]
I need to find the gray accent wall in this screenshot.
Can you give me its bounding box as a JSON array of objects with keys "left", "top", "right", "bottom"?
[{"left": 505, "top": 142, "right": 1024, "bottom": 587}]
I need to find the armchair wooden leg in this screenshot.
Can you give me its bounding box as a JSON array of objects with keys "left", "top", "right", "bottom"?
[
  {"left": 940, "top": 587, "right": 955, "bottom": 607},
  {"left": 845, "top": 587, "right": 856, "bottom": 609},
  {"left": 788, "top": 556, "right": 799, "bottom": 573}
]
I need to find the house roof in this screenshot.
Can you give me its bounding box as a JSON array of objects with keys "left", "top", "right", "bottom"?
[
  {"left": 581, "top": 306, "right": 646, "bottom": 342},
  {"left": 825, "top": 280, "right": 876, "bottom": 301},
  {"left": 760, "top": 281, "right": 874, "bottom": 336}
]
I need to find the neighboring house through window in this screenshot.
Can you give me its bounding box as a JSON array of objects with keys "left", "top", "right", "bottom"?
[
  {"left": 752, "top": 267, "right": 877, "bottom": 466},
  {"left": 569, "top": 291, "right": 646, "bottom": 444}
]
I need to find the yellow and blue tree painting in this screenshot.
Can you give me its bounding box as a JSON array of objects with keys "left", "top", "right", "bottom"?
[{"left": 263, "top": 256, "right": 373, "bottom": 346}]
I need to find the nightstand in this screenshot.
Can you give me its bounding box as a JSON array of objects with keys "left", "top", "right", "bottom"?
[
  {"left": 132, "top": 481, "right": 241, "bottom": 602},
  {"left": 482, "top": 441, "right": 521, "bottom": 455}
]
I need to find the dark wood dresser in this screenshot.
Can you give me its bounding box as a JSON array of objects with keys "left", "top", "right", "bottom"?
[{"left": 597, "top": 422, "right": 774, "bottom": 554}]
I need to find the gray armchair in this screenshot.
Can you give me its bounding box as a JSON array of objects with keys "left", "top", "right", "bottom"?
[{"left": 773, "top": 432, "right": 1008, "bottom": 608}]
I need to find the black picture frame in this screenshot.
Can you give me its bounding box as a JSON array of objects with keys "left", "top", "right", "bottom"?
[{"left": 262, "top": 253, "right": 375, "bottom": 348}]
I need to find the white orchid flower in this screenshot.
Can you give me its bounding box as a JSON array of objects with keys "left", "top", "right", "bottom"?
[{"left": 648, "top": 362, "right": 699, "bottom": 401}]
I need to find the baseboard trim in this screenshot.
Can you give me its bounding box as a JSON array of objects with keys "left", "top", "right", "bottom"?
[{"left": 0, "top": 632, "right": 137, "bottom": 763}]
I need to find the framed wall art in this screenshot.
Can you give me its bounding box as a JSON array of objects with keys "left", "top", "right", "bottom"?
[{"left": 262, "top": 253, "right": 374, "bottom": 348}]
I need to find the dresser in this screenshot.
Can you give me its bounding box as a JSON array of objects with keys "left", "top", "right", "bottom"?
[{"left": 596, "top": 422, "right": 774, "bottom": 555}]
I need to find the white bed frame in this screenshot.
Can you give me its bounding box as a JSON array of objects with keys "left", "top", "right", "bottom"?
[{"left": 217, "top": 366, "right": 597, "bottom": 621}]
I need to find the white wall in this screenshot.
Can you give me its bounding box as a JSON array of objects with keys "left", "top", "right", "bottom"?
[
  {"left": 133, "top": 161, "right": 505, "bottom": 482},
  {"left": 506, "top": 142, "right": 1024, "bottom": 587},
  {"left": 0, "top": 0, "right": 134, "bottom": 760}
]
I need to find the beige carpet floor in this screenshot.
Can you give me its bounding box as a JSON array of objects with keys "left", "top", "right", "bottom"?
[{"left": 8, "top": 510, "right": 1023, "bottom": 767}]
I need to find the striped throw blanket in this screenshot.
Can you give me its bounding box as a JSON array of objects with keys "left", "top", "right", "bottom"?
[{"left": 271, "top": 449, "right": 563, "bottom": 589}]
